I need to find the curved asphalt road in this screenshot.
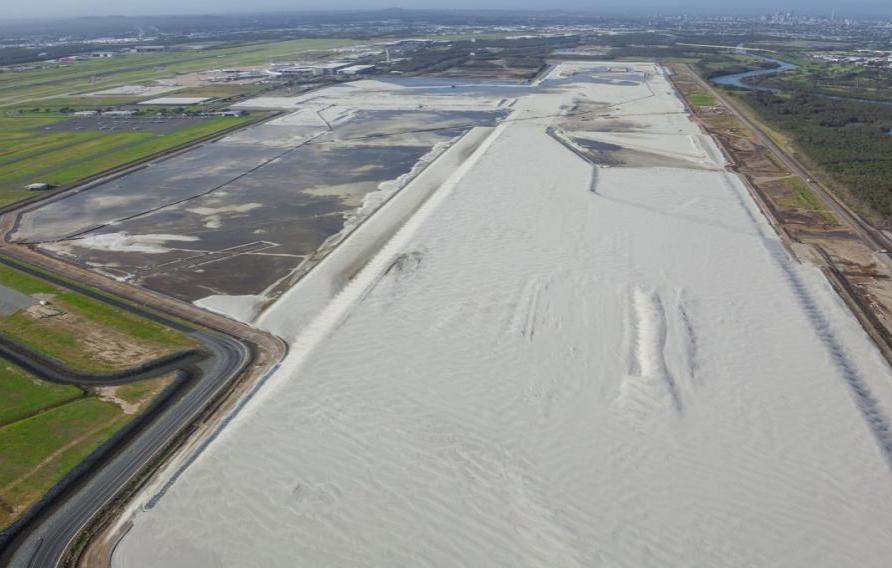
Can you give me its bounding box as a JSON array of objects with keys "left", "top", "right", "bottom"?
[
  {"left": 0, "top": 258, "right": 252, "bottom": 568},
  {"left": 0, "top": 337, "right": 205, "bottom": 387}
]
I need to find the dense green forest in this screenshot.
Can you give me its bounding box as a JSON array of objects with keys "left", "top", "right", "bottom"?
[{"left": 743, "top": 90, "right": 892, "bottom": 222}]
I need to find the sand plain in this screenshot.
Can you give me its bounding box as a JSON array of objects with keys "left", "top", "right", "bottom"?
[{"left": 112, "top": 63, "right": 892, "bottom": 567}]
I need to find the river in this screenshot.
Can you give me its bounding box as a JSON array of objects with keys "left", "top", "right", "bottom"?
[
  {"left": 709, "top": 54, "right": 892, "bottom": 108},
  {"left": 709, "top": 55, "right": 798, "bottom": 91}
]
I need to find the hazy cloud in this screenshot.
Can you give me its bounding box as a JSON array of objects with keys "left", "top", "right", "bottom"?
[{"left": 5, "top": 1, "right": 891, "bottom": 20}]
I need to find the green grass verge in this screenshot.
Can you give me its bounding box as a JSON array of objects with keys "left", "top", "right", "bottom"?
[
  {"left": 776, "top": 177, "right": 838, "bottom": 224},
  {"left": 0, "top": 262, "right": 189, "bottom": 527},
  {"left": 0, "top": 116, "right": 66, "bottom": 130},
  {"left": 0, "top": 264, "right": 56, "bottom": 295},
  {"left": 0, "top": 362, "right": 83, "bottom": 426},
  {"left": 687, "top": 91, "right": 717, "bottom": 108}
]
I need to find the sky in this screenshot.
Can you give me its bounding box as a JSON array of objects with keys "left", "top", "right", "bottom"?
[{"left": 4, "top": 1, "right": 891, "bottom": 20}]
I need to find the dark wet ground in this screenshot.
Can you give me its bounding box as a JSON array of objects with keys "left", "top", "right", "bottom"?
[
  {"left": 17, "top": 144, "right": 285, "bottom": 240},
  {"left": 571, "top": 138, "right": 624, "bottom": 166},
  {"left": 379, "top": 69, "right": 647, "bottom": 100},
  {"left": 586, "top": 78, "right": 639, "bottom": 86},
  {"left": 568, "top": 132, "right": 705, "bottom": 170},
  {"left": 329, "top": 110, "right": 506, "bottom": 141},
  {"left": 576, "top": 138, "right": 623, "bottom": 153},
  {"left": 18, "top": 108, "right": 500, "bottom": 302}
]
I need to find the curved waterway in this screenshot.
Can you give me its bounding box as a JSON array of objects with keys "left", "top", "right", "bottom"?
[
  {"left": 709, "top": 55, "right": 798, "bottom": 91},
  {"left": 710, "top": 55, "right": 892, "bottom": 107}
]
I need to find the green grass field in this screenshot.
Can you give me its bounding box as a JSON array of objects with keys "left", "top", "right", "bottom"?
[
  {"left": 0, "top": 372, "right": 173, "bottom": 529},
  {"left": 0, "top": 362, "right": 83, "bottom": 426},
  {"left": 687, "top": 91, "right": 717, "bottom": 108},
  {"left": 0, "top": 396, "right": 129, "bottom": 526},
  {"left": 0, "top": 263, "right": 196, "bottom": 373},
  {"left": 0, "top": 397, "right": 123, "bottom": 488},
  {"left": 167, "top": 83, "right": 267, "bottom": 100},
  {"left": 0, "top": 114, "right": 252, "bottom": 207}
]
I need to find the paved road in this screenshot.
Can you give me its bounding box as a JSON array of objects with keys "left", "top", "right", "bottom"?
[
  {"left": 690, "top": 65, "right": 892, "bottom": 274},
  {"left": 0, "top": 258, "right": 252, "bottom": 568},
  {"left": 0, "top": 336, "right": 203, "bottom": 387}
]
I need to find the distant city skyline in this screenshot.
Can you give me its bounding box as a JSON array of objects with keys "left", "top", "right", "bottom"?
[{"left": 4, "top": 2, "right": 892, "bottom": 21}]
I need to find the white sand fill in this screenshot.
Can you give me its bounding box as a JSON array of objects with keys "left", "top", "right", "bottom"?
[{"left": 114, "top": 62, "right": 892, "bottom": 568}]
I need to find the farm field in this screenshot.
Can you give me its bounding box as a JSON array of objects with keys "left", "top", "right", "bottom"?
[{"left": 0, "top": 114, "right": 253, "bottom": 207}]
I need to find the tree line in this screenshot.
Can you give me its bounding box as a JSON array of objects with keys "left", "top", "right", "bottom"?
[{"left": 745, "top": 90, "right": 892, "bottom": 223}]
